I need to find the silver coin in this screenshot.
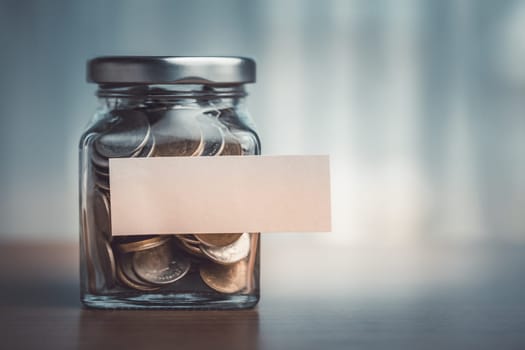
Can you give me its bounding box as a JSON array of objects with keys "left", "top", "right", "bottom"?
[
  {"left": 90, "top": 147, "right": 109, "bottom": 169},
  {"left": 131, "top": 132, "right": 156, "bottom": 158},
  {"left": 95, "top": 110, "right": 151, "bottom": 158},
  {"left": 93, "top": 162, "right": 109, "bottom": 177},
  {"left": 116, "top": 261, "right": 161, "bottom": 292},
  {"left": 93, "top": 190, "right": 111, "bottom": 240},
  {"left": 118, "top": 251, "right": 159, "bottom": 289},
  {"left": 199, "top": 121, "right": 225, "bottom": 156},
  {"left": 132, "top": 241, "right": 191, "bottom": 285},
  {"left": 82, "top": 208, "right": 97, "bottom": 293},
  {"left": 94, "top": 171, "right": 110, "bottom": 191},
  {"left": 200, "top": 232, "right": 250, "bottom": 265}
]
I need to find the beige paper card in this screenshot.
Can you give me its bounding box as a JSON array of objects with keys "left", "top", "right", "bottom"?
[{"left": 109, "top": 155, "right": 331, "bottom": 235}]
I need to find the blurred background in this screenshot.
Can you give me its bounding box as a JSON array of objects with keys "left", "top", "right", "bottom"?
[{"left": 0, "top": 0, "right": 523, "bottom": 245}]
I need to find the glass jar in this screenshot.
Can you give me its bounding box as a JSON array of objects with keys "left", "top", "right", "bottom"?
[{"left": 80, "top": 56, "right": 260, "bottom": 309}]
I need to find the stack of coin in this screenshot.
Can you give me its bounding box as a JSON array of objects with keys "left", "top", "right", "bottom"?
[
  {"left": 197, "top": 233, "right": 252, "bottom": 294},
  {"left": 174, "top": 233, "right": 250, "bottom": 262},
  {"left": 86, "top": 106, "right": 258, "bottom": 295},
  {"left": 91, "top": 109, "right": 155, "bottom": 196},
  {"left": 174, "top": 233, "right": 254, "bottom": 293}
]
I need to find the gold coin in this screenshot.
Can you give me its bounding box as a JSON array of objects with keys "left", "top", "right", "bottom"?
[
  {"left": 194, "top": 233, "right": 243, "bottom": 247},
  {"left": 116, "top": 235, "right": 171, "bottom": 253},
  {"left": 200, "top": 259, "right": 248, "bottom": 294}
]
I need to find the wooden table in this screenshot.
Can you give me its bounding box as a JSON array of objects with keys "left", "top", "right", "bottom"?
[{"left": 1, "top": 240, "right": 524, "bottom": 349}]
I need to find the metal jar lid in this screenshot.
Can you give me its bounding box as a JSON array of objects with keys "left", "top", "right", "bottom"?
[{"left": 87, "top": 56, "right": 256, "bottom": 85}]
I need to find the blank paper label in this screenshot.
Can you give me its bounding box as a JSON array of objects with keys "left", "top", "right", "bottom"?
[{"left": 109, "top": 155, "right": 331, "bottom": 235}]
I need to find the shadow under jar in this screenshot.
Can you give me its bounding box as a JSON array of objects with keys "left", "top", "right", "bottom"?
[{"left": 79, "top": 56, "right": 260, "bottom": 309}]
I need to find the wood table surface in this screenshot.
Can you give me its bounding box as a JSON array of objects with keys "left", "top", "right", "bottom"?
[{"left": 1, "top": 239, "right": 524, "bottom": 349}]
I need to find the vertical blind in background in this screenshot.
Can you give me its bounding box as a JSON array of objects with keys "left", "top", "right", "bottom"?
[{"left": 0, "top": 0, "right": 523, "bottom": 243}]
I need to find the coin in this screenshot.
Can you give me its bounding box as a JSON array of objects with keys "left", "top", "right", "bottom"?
[
  {"left": 116, "top": 235, "right": 171, "bottom": 253},
  {"left": 178, "top": 239, "right": 206, "bottom": 258},
  {"left": 116, "top": 263, "right": 161, "bottom": 292},
  {"left": 232, "top": 131, "right": 260, "bottom": 156},
  {"left": 194, "top": 233, "right": 243, "bottom": 247},
  {"left": 175, "top": 234, "right": 201, "bottom": 245},
  {"left": 82, "top": 208, "right": 97, "bottom": 293},
  {"left": 246, "top": 233, "right": 259, "bottom": 291},
  {"left": 90, "top": 147, "right": 109, "bottom": 169},
  {"left": 95, "top": 110, "right": 151, "bottom": 158},
  {"left": 200, "top": 259, "right": 248, "bottom": 294},
  {"left": 93, "top": 190, "right": 111, "bottom": 239},
  {"left": 93, "top": 161, "right": 109, "bottom": 177},
  {"left": 131, "top": 132, "right": 156, "bottom": 158},
  {"left": 96, "top": 237, "right": 116, "bottom": 288},
  {"left": 117, "top": 252, "right": 161, "bottom": 291},
  {"left": 94, "top": 171, "right": 110, "bottom": 191},
  {"left": 132, "top": 243, "right": 191, "bottom": 285},
  {"left": 191, "top": 135, "right": 205, "bottom": 156},
  {"left": 198, "top": 122, "right": 225, "bottom": 156},
  {"left": 200, "top": 232, "right": 250, "bottom": 265},
  {"left": 151, "top": 109, "right": 203, "bottom": 157},
  {"left": 220, "top": 134, "right": 243, "bottom": 156},
  {"left": 154, "top": 131, "right": 203, "bottom": 157}
]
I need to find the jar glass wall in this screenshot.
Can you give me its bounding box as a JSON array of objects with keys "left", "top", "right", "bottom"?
[{"left": 80, "top": 71, "right": 260, "bottom": 309}]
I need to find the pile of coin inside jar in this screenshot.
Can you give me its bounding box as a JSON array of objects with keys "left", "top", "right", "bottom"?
[{"left": 84, "top": 105, "right": 259, "bottom": 295}]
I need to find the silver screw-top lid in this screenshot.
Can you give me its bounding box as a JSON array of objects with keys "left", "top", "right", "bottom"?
[{"left": 87, "top": 56, "right": 256, "bottom": 85}]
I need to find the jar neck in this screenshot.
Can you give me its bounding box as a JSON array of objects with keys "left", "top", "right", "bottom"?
[{"left": 96, "top": 84, "right": 247, "bottom": 109}]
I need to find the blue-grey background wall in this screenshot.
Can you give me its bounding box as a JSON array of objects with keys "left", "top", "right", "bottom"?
[{"left": 0, "top": 0, "right": 523, "bottom": 243}]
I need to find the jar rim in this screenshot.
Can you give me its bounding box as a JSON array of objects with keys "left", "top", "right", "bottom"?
[{"left": 87, "top": 56, "right": 256, "bottom": 85}]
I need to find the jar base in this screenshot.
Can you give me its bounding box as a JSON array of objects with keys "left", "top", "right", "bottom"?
[{"left": 81, "top": 292, "right": 260, "bottom": 310}]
